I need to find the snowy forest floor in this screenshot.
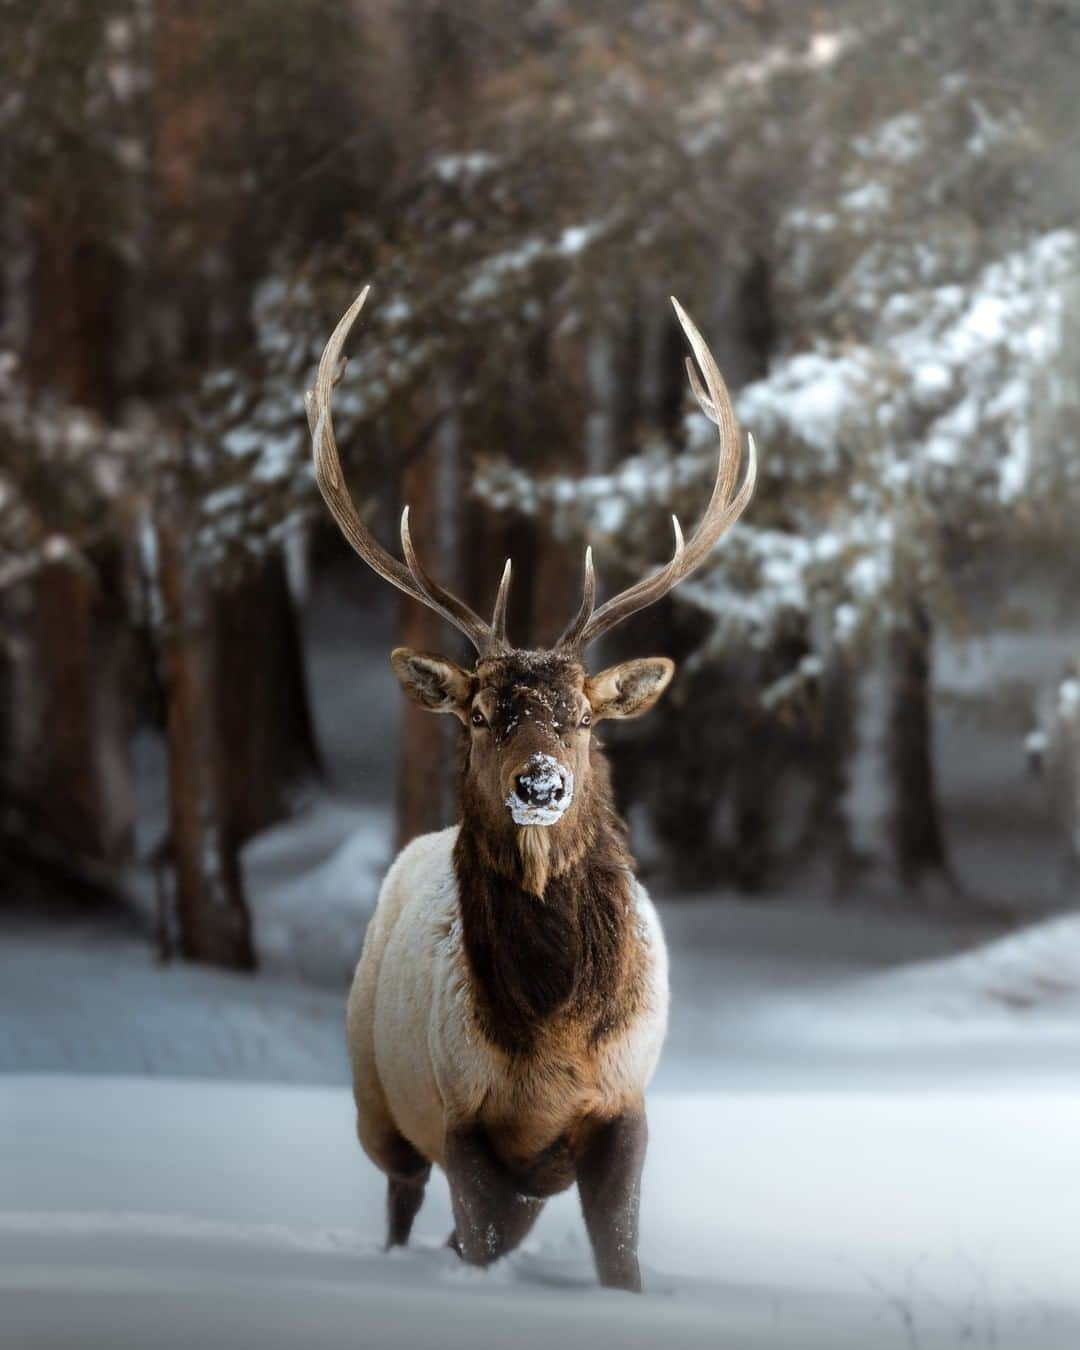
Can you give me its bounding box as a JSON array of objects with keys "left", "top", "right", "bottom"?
[{"left": 3, "top": 880, "right": 1080, "bottom": 1349}]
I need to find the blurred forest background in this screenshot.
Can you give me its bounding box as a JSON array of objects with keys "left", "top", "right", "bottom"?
[{"left": 4, "top": 0, "right": 1080, "bottom": 974}]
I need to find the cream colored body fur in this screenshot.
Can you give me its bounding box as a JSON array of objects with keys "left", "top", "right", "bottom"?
[{"left": 346, "top": 825, "right": 669, "bottom": 1175}]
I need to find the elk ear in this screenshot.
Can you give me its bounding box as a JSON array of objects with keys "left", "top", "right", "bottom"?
[
  {"left": 391, "top": 648, "right": 474, "bottom": 720},
  {"left": 585, "top": 657, "right": 675, "bottom": 721}
]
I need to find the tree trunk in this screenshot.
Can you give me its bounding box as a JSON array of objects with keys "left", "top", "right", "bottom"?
[
  {"left": 1063, "top": 709, "right": 1080, "bottom": 901},
  {"left": 211, "top": 551, "right": 322, "bottom": 844},
  {"left": 7, "top": 553, "right": 134, "bottom": 874},
  {"left": 734, "top": 252, "right": 777, "bottom": 383},
  {"left": 887, "top": 597, "right": 950, "bottom": 887},
  {"left": 816, "top": 645, "right": 857, "bottom": 895},
  {"left": 27, "top": 198, "right": 120, "bottom": 413},
  {"left": 396, "top": 404, "right": 463, "bottom": 850},
  {"left": 527, "top": 320, "right": 587, "bottom": 648},
  {"left": 732, "top": 709, "right": 774, "bottom": 893},
  {"left": 646, "top": 653, "right": 734, "bottom": 887},
  {"left": 155, "top": 519, "right": 255, "bottom": 970}
]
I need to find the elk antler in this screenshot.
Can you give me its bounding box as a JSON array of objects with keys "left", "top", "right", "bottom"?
[
  {"left": 557, "top": 297, "right": 757, "bottom": 652},
  {"left": 306, "top": 288, "right": 510, "bottom": 655}
]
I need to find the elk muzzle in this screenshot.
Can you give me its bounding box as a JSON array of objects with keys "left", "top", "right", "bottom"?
[{"left": 506, "top": 752, "right": 574, "bottom": 827}]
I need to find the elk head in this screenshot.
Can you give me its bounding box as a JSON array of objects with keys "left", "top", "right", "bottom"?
[{"left": 306, "top": 289, "right": 756, "bottom": 893}]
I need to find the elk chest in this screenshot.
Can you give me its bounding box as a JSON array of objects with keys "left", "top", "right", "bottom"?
[
  {"left": 365, "top": 827, "right": 669, "bottom": 1187},
  {"left": 442, "top": 865, "right": 670, "bottom": 1196}
]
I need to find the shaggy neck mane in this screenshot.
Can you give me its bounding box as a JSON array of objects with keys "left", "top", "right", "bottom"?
[{"left": 452, "top": 748, "right": 641, "bottom": 1056}]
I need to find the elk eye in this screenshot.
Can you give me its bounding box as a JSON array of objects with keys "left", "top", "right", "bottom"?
[
  {"left": 471, "top": 709, "right": 487, "bottom": 728},
  {"left": 579, "top": 713, "right": 592, "bottom": 729}
]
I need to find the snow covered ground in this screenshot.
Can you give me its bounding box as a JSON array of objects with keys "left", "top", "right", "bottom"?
[
  {"left": 3, "top": 1073, "right": 1078, "bottom": 1350},
  {"left": 3, "top": 886, "right": 1079, "bottom": 1348}
]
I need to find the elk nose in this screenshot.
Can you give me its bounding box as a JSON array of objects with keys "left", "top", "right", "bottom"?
[
  {"left": 515, "top": 772, "right": 565, "bottom": 807},
  {"left": 512, "top": 753, "right": 570, "bottom": 808}
]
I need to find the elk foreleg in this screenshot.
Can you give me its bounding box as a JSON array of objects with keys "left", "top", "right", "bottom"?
[
  {"left": 444, "top": 1123, "right": 544, "bottom": 1266},
  {"left": 379, "top": 1133, "right": 431, "bottom": 1250},
  {"left": 576, "top": 1108, "right": 647, "bottom": 1292}
]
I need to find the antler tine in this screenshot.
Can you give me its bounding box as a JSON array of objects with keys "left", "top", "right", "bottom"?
[
  {"left": 490, "top": 558, "right": 513, "bottom": 649},
  {"left": 556, "top": 545, "right": 597, "bottom": 649},
  {"left": 564, "top": 298, "right": 756, "bottom": 653},
  {"left": 398, "top": 507, "right": 494, "bottom": 652},
  {"left": 308, "top": 288, "right": 494, "bottom": 655}
]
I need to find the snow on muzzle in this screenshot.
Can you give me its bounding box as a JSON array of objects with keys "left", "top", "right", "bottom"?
[{"left": 506, "top": 752, "right": 574, "bottom": 826}]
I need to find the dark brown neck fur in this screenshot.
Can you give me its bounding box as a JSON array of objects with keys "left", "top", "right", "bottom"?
[{"left": 452, "top": 748, "right": 641, "bottom": 1057}]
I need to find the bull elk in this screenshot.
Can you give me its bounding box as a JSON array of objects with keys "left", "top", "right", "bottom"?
[{"left": 306, "top": 289, "right": 756, "bottom": 1291}]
